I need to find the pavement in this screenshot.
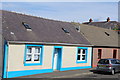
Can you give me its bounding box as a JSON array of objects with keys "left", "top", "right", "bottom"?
[
  {"left": 20, "top": 68, "right": 94, "bottom": 78},
  {"left": 1, "top": 68, "right": 120, "bottom": 80}
]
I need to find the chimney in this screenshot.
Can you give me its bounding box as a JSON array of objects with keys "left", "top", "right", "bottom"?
[
  {"left": 107, "top": 17, "right": 110, "bottom": 22},
  {"left": 89, "top": 18, "right": 93, "bottom": 22}
]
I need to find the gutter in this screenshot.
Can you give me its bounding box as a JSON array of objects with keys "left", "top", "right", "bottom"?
[
  {"left": 92, "top": 45, "right": 120, "bottom": 48},
  {"left": 7, "top": 41, "right": 93, "bottom": 47}
]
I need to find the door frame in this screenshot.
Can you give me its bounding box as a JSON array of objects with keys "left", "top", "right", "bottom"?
[{"left": 52, "top": 46, "right": 62, "bottom": 71}]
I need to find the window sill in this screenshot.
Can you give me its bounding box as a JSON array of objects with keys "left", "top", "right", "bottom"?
[
  {"left": 76, "top": 61, "right": 87, "bottom": 63},
  {"left": 24, "top": 63, "right": 42, "bottom": 66}
]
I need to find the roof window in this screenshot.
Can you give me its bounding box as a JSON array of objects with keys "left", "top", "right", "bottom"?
[
  {"left": 22, "top": 22, "right": 32, "bottom": 31},
  {"left": 62, "top": 28, "right": 69, "bottom": 33},
  {"left": 105, "top": 32, "right": 110, "bottom": 36},
  {"left": 75, "top": 26, "right": 80, "bottom": 32}
]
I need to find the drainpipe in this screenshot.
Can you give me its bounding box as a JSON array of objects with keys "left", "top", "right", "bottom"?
[
  {"left": 2, "top": 40, "right": 8, "bottom": 78},
  {"left": 91, "top": 47, "right": 94, "bottom": 68}
]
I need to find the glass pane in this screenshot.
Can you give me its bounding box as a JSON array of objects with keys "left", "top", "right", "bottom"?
[
  {"left": 34, "top": 54, "right": 40, "bottom": 61},
  {"left": 82, "top": 49, "right": 86, "bottom": 54},
  {"left": 82, "top": 55, "right": 85, "bottom": 60},
  {"left": 78, "top": 49, "right": 81, "bottom": 54},
  {"left": 117, "top": 60, "right": 120, "bottom": 64},
  {"left": 35, "top": 47, "right": 41, "bottom": 53},
  {"left": 98, "top": 59, "right": 109, "bottom": 64},
  {"left": 26, "top": 54, "right": 32, "bottom": 61},
  {"left": 111, "top": 60, "right": 117, "bottom": 64},
  {"left": 77, "top": 55, "right": 81, "bottom": 60},
  {"left": 27, "top": 47, "right": 32, "bottom": 53}
]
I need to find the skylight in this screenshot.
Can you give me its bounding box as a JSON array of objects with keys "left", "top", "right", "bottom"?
[
  {"left": 105, "top": 32, "right": 110, "bottom": 36},
  {"left": 75, "top": 26, "right": 80, "bottom": 32},
  {"left": 62, "top": 28, "right": 69, "bottom": 33},
  {"left": 22, "top": 22, "right": 32, "bottom": 30},
  {"left": 76, "top": 27, "right": 79, "bottom": 31}
]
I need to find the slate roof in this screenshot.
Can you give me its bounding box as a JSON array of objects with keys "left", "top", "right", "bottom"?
[
  {"left": 83, "top": 21, "right": 120, "bottom": 30},
  {"left": 2, "top": 10, "right": 91, "bottom": 46},
  {"left": 72, "top": 23, "right": 119, "bottom": 47}
]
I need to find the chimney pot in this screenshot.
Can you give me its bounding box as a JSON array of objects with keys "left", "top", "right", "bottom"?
[
  {"left": 107, "top": 17, "right": 110, "bottom": 22},
  {"left": 89, "top": 18, "right": 93, "bottom": 22}
]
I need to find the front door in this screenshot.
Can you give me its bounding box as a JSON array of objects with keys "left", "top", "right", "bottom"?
[{"left": 53, "top": 48, "right": 62, "bottom": 71}]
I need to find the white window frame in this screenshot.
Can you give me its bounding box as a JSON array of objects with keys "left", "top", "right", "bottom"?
[
  {"left": 77, "top": 49, "right": 86, "bottom": 61},
  {"left": 26, "top": 46, "right": 41, "bottom": 63}
]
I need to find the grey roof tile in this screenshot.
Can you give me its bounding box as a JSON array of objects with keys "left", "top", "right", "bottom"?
[
  {"left": 72, "top": 23, "right": 119, "bottom": 47},
  {"left": 2, "top": 10, "right": 91, "bottom": 45}
]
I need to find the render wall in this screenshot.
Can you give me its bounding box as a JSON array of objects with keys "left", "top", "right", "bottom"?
[
  {"left": 61, "top": 46, "right": 92, "bottom": 70},
  {"left": 118, "top": 49, "right": 120, "bottom": 59},
  {"left": 7, "top": 44, "right": 53, "bottom": 71},
  {"left": 4, "top": 43, "right": 92, "bottom": 78},
  {"left": 92, "top": 48, "right": 120, "bottom": 67}
]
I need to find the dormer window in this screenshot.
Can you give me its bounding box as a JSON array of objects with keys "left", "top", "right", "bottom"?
[{"left": 22, "top": 22, "right": 32, "bottom": 31}]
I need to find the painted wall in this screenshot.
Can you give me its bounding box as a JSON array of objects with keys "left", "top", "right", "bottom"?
[
  {"left": 7, "top": 44, "right": 53, "bottom": 71},
  {"left": 118, "top": 49, "right": 120, "bottom": 59},
  {"left": 6, "top": 44, "right": 53, "bottom": 78},
  {"left": 4, "top": 43, "right": 92, "bottom": 78},
  {"left": 92, "top": 48, "right": 120, "bottom": 67},
  {"left": 61, "top": 46, "right": 92, "bottom": 71}
]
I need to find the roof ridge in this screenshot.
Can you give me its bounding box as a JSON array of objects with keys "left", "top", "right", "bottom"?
[
  {"left": 82, "top": 24, "right": 119, "bottom": 32},
  {"left": 72, "top": 22, "right": 118, "bottom": 32},
  {"left": 83, "top": 21, "right": 120, "bottom": 24},
  {"left": 2, "top": 10, "right": 71, "bottom": 24}
]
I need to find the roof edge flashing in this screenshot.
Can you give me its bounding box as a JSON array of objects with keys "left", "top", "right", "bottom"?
[{"left": 7, "top": 41, "right": 93, "bottom": 47}]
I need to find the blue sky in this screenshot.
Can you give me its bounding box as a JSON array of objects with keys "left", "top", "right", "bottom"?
[{"left": 2, "top": 2, "right": 118, "bottom": 23}]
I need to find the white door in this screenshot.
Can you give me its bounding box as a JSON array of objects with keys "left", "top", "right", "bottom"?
[{"left": 53, "top": 49, "right": 58, "bottom": 70}]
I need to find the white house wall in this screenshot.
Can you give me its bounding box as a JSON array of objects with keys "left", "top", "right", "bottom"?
[
  {"left": 5, "top": 43, "right": 92, "bottom": 78},
  {"left": 7, "top": 44, "right": 53, "bottom": 71},
  {"left": 61, "top": 46, "right": 92, "bottom": 70}
]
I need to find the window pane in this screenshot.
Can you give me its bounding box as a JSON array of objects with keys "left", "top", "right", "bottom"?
[
  {"left": 98, "top": 59, "right": 109, "bottom": 64},
  {"left": 82, "top": 55, "right": 85, "bottom": 60},
  {"left": 104, "top": 60, "right": 109, "bottom": 64},
  {"left": 111, "top": 60, "right": 117, "bottom": 64},
  {"left": 26, "top": 54, "right": 32, "bottom": 61},
  {"left": 77, "top": 55, "right": 81, "bottom": 60},
  {"left": 82, "top": 49, "right": 86, "bottom": 54},
  {"left": 34, "top": 54, "right": 40, "bottom": 61},
  {"left": 27, "top": 47, "right": 32, "bottom": 53},
  {"left": 35, "top": 47, "right": 41, "bottom": 53},
  {"left": 78, "top": 49, "right": 81, "bottom": 54},
  {"left": 117, "top": 60, "right": 120, "bottom": 64}
]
